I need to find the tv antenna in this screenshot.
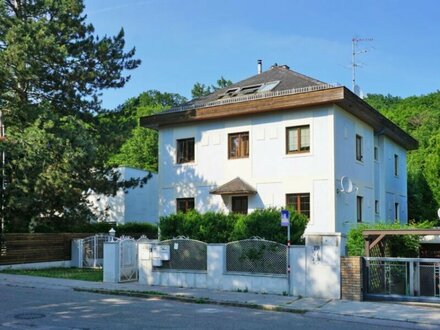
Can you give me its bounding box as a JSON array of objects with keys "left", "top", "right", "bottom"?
[{"left": 352, "top": 37, "right": 373, "bottom": 92}]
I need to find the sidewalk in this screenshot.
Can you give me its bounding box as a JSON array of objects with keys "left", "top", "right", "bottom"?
[{"left": 1, "top": 273, "right": 440, "bottom": 328}]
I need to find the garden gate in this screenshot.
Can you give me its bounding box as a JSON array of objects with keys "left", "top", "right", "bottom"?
[
  {"left": 81, "top": 234, "right": 109, "bottom": 268},
  {"left": 118, "top": 236, "right": 138, "bottom": 282},
  {"left": 364, "top": 257, "right": 440, "bottom": 301}
]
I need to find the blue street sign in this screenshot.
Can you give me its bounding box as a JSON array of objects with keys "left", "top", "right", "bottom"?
[{"left": 281, "top": 210, "right": 290, "bottom": 227}]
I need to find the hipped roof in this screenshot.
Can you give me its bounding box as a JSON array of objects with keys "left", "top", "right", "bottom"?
[
  {"left": 210, "top": 177, "right": 257, "bottom": 195},
  {"left": 140, "top": 65, "right": 418, "bottom": 151}
]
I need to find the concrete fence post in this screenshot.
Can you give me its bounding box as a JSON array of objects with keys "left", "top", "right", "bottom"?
[
  {"left": 103, "top": 241, "right": 120, "bottom": 283},
  {"left": 291, "top": 246, "right": 306, "bottom": 297},
  {"left": 207, "top": 244, "right": 224, "bottom": 290},
  {"left": 138, "top": 241, "right": 154, "bottom": 285}
]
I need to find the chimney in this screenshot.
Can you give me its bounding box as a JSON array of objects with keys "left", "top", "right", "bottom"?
[{"left": 257, "top": 59, "right": 262, "bottom": 74}]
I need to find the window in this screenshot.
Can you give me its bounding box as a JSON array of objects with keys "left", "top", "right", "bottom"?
[
  {"left": 176, "top": 198, "right": 195, "bottom": 213},
  {"left": 286, "top": 193, "right": 310, "bottom": 218},
  {"left": 176, "top": 138, "right": 195, "bottom": 164},
  {"left": 228, "top": 132, "right": 249, "bottom": 159},
  {"left": 356, "top": 196, "right": 363, "bottom": 223},
  {"left": 356, "top": 135, "right": 363, "bottom": 161},
  {"left": 232, "top": 196, "right": 248, "bottom": 214},
  {"left": 375, "top": 200, "right": 379, "bottom": 214},
  {"left": 374, "top": 146, "right": 378, "bottom": 161},
  {"left": 394, "top": 154, "right": 399, "bottom": 176},
  {"left": 218, "top": 88, "right": 239, "bottom": 99},
  {"left": 286, "top": 125, "right": 310, "bottom": 154},
  {"left": 258, "top": 81, "right": 280, "bottom": 92},
  {"left": 238, "top": 84, "right": 262, "bottom": 95},
  {"left": 395, "top": 203, "right": 399, "bottom": 221}
]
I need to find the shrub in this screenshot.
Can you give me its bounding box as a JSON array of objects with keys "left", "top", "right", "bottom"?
[
  {"left": 347, "top": 220, "right": 436, "bottom": 257},
  {"left": 159, "top": 208, "right": 308, "bottom": 244},
  {"left": 230, "top": 208, "right": 307, "bottom": 244},
  {"left": 159, "top": 210, "right": 238, "bottom": 242}
]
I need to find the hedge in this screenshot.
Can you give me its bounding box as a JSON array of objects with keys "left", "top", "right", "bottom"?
[
  {"left": 159, "top": 208, "right": 308, "bottom": 244},
  {"left": 34, "top": 221, "right": 158, "bottom": 239}
]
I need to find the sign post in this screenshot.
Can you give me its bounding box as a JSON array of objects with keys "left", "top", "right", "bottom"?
[{"left": 281, "top": 210, "right": 290, "bottom": 296}]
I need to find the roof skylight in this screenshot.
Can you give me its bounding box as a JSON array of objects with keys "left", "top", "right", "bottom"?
[{"left": 258, "top": 81, "right": 280, "bottom": 92}]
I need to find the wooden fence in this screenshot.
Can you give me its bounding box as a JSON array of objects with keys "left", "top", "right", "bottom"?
[{"left": 0, "top": 233, "right": 93, "bottom": 265}]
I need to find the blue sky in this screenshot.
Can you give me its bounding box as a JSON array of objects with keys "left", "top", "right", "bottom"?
[{"left": 84, "top": 0, "right": 440, "bottom": 109}]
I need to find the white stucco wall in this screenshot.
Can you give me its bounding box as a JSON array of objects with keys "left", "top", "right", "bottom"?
[
  {"left": 135, "top": 242, "right": 341, "bottom": 298},
  {"left": 87, "top": 167, "right": 158, "bottom": 224},
  {"left": 382, "top": 137, "right": 408, "bottom": 223},
  {"left": 158, "top": 106, "right": 336, "bottom": 234},
  {"left": 157, "top": 103, "right": 409, "bottom": 236},
  {"left": 122, "top": 167, "right": 158, "bottom": 223},
  {"left": 333, "top": 106, "right": 408, "bottom": 234}
]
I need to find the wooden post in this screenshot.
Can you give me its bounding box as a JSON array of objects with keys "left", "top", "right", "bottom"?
[{"left": 364, "top": 237, "right": 370, "bottom": 258}]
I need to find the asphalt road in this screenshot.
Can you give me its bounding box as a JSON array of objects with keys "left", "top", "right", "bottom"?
[{"left": 0, "top": 285, "right": 421, "bottom": 329}]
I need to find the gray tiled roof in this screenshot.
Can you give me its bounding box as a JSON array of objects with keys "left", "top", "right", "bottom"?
[{"left": 188, "top": 64, "right": 326, "bottom": 105}]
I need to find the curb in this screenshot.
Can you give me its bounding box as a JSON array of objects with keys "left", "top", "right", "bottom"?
[{"left": 73, "top": 287, "right": 307, "bottom": 314}]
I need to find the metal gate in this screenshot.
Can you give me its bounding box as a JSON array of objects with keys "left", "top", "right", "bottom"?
[
  {"left": 82, "top": 235, "right": 109, "bottom": 268},
  {"left": 119, "top": 237, "right": 138, "bottom": 282},
  {"left": 365, "top": 257, "right": 440, "bottom": 302}
]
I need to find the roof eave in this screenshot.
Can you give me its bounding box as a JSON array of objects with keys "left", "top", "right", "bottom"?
[
  {"left": 140, "top": 86, "right": 418, "bottom": 151},
  {"left": 209, "top": 190, "right": 257, "bottom": 196},
  {"left": 336, "top": 88, "right": 418, "bottom": 150},
  {"left": 140, "top": 87, "right": 344, "bottom": 129}
]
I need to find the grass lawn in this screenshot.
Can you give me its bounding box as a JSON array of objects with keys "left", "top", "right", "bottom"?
[{"left": 0, "top": 267, "right": 103, "bottom": 282}]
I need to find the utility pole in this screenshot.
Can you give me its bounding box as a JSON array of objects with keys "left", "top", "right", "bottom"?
[{"left": 352, "top": 37, "right": 373, "bottom": 92}]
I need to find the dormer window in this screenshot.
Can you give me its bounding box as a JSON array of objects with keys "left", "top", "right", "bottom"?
[
  {"left": 239, "top": 84, "right": 262, "bottom": 95},
  {"left": 217, "top": 81, "right": 280, "bottom": 99},
  {"left": 218, "top": 88, "right": 239, "bottom": 99}
]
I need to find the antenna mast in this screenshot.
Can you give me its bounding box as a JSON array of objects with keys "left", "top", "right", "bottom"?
[{"left": 352, "top": 37, "right": 373, "bottom": 91}]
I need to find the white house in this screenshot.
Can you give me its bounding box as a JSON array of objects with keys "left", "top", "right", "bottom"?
[
  {"left": 87, "top": 166, "right": 158, "bottom": 224},
  {"left": 140, "top": 64, "right": 417, "bottom": 236}
]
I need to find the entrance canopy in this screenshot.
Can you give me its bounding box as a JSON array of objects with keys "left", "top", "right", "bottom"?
[{"left": 209, "top": 177, "right": 257, "bottom": 196}]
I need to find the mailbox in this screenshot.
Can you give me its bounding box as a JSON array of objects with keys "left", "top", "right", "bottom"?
[
  {"left": 159, "top": 245, "right": 170, "bottom": 261},
  {"left": 152, "top": 244, "right": 170, "bottom": 266}
]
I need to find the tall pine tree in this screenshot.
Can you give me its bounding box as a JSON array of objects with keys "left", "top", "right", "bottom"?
[{"left": 0, "top": 0, "right": 140, "bottom": 231}]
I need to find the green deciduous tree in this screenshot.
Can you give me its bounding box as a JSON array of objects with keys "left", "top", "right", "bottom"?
[
  {"left": 191, "top": 76, "right": 232, "bottom": 98},
  {"left": 0, "top": 0, "right": 140, "bottom": 231},
  {"left": 103, "top": 90, "right": 187, "bottom": 171},
  {"left": 365, "top": 91, "right": 440, "bottom": 221}
]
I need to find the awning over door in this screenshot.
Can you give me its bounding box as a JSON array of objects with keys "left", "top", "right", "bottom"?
[{"left": 209, "top": 177, "right": 257, "bottom": 195}]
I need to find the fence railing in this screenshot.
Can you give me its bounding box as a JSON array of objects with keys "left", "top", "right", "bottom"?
[
  {"left": 226, "top": 237, "right": 287, "bottom": 275},
  {"left": 162, "top": 83, "right": 338, "bottom": 114},
  {"left": 365, "top": 257, "right": 440, "bottom": 300},
  {"left": 155, "top": 237, "right": 207, "bottom": 271}
]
